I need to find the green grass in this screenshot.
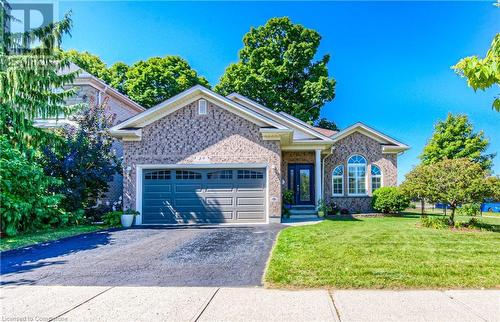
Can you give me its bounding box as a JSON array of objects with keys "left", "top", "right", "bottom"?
[
  {"left": 265, "top": 212, "right": 500, "bottom": 289},
  {"left": 0, "top": 225, "right": 108, "bottom": 252}
]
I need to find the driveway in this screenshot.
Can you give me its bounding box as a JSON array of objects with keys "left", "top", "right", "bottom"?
[{"left": 0, "top": 225, "right": 282, "bottom": 287}]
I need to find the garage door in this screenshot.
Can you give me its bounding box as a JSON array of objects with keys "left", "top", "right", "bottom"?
[{"left": 142, "top": 168, "right": 266, "bottom": 224}]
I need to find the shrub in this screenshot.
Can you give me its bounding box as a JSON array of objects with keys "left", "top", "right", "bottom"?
[
  {"left": 340, "top": 208, "right": 349, "bottom": 215},
  {"left": 0, "top": 136, "right": 66, "bottom": 236},
  {"left": 420, "top": 216, "right": 448, "bottom": 229},
  {"left": 103, "top": 211, "right": 122, "bottom": 227},
  {"left": 372, "top": 187, "right": 410, "bottom": 214},
  {"left": 282, "top": 189, "right": 294, "bottom": 205},
  {"left": 458, "top": 203, "right": 481, "bottom": 216}
]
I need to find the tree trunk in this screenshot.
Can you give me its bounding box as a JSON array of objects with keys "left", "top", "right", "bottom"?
[
  {"left": 449, "top": 206, "right": 455, "bottom": 226},
  {"left": 420, "top": 199, "right": 425, "bottom": 216}
]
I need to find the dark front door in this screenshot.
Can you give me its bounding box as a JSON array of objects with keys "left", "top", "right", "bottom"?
[{"left": 288, "top": 164, "right": 315, "bottom": 205}]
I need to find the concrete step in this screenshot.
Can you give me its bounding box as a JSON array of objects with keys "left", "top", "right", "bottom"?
[
  {"left": 288, "top": 214, "right": 319, "bottom": 220},
  {"left": 289, "top": 209, "right": 317, "bottom": 216}
]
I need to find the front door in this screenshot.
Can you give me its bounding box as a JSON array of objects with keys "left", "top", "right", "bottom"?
[{"left": 288, "top": 164, "right": 315, "bottom": 205}]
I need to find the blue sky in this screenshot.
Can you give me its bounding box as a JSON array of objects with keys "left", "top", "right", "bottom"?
[{"left": 60, "top": 1, "right": 499, "bottom": 182}]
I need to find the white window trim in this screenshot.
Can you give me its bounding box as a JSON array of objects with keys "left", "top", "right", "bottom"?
[
  {"left": 370, "top": 164, "right": 383, "bottom": 193},
  {"left": 198, "top": 99, "right": 207, "bottom": 115},
  {"left": 347, "top": 154, "right": 368, "bottom": 197},
  {"left": 332, "top": 165, "right": 344, "bottom": 197}
]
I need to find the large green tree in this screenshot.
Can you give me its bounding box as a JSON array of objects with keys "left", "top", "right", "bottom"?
[
  {"left": 63, "top": 49, "right": 109, "bottom": 81},
  {"left": 452, "top": 33, "right": 500, "bottom": 112},
  {"left": 124, "top": 56, "right": 209, "bottom": 108},
  {"left": 107, "top": 62, "right": 129, "bottom": 93},
  {"left": 1, "top": 3, "right": 77, "bottom": 148},
  {"left": 404, "top": 159, "right": 491, "bottom": 225},
  {"left": 215, "top": 17, "right": 336, "bottom": 123},
  {"left": 420, "top": 113, "right": 495, "bottom": 170},
  {"left": 1, "top": 2, "right": 78, "bottom": 235}
]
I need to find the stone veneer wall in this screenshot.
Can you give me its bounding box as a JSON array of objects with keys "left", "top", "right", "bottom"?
[
  {"left": 122, "top": 100, "right": 282, "bottom": 220},
  {"left": 281, "top": 151, "right": 315, "bottom": 189},
  {"left": 323, "top": 132, "right": 398, "bottom": 213}
]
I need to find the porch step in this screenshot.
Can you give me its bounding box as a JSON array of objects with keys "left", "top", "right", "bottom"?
[{"left": 289, "top": 209, "right": 318, "bottom": 216}]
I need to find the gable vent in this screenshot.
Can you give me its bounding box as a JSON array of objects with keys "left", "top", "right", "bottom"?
[{"left": 198, "top": 99, "right": 207, "bottom": 115}]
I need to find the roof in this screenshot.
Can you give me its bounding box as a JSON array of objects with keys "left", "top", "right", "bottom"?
[
  {"left": 313, "top": 127, "right": 338, "bottom": 137},
  {"left": 331, "top": 122, "right": 409, "bottom": 153},
  {"left": 66, "top": 63, "right": 145, "bottom": 113},
  {"left": 110, "top": 85, "right": 409, "bottom": 153}
]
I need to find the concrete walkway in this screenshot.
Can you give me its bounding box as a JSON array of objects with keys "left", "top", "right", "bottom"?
[{"left": 1, "top": 286, "right": 498, "bottom": 322}]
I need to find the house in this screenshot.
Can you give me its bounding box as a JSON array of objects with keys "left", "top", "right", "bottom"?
[
  {"left": 110, "top": 85, "right": 409, "bottom": 224},
  {"left": 34, "top": 65, "right": 145, "bottom": 205}
]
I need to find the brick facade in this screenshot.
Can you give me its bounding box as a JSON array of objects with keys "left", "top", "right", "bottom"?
[
  {"left": 323, "top": 132, "right": 398, "bottom": 213},
  {"left": 122, "top": 100, "right": 282, "bottom": 220}
]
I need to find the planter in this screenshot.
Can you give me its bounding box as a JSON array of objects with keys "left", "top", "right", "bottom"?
[{"left": 120, "top": 214, "right": 135, "bottom": 227}]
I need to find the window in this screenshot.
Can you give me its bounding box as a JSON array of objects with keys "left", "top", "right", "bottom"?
[
  {"left": 145, "top": 170, "right": 171, "bottom": 180},
  {"left": 237, "top": 169, "right": 264, "bottom": 179},
  {"left": 176, "top": 170, "right": 202, "bottom": 180},
  {"left": 332, "top": 165, "right": 344, "bottom": 196},
  {"left": 198, "top": 99, "right": 207, "bottom": 115},
  {"left": 347, "top": 155, "right": 367, "bottom": 195},
  {"left": 207, "top": 170, "right": 233, "bottom": 180},
  {"left": 371, "top": 165, "right": 382, "bottom": 192}
]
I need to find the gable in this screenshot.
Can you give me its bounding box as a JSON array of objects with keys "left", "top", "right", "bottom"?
[{"left": 111, "top": 86, "right": 287, "bottom": 136}]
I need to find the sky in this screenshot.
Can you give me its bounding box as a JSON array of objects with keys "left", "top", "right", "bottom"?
[{"left": 59, "top": 1, "right": 500, "bottom": 182}]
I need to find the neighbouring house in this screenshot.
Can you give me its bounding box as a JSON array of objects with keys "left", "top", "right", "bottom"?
[
  {"left": 110, "top": 85, "right": 409, "bottom": 224},
  {"left": 34, "top": 64, "right": 145, "bottom": 206}
]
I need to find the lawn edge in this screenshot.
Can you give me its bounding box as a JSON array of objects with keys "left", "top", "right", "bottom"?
[
  {"left": 262, "top": 225, "right": 288, "bottom": 287},
  {"left": 0, "top": 226, "right": 122, "bottom": 254}
]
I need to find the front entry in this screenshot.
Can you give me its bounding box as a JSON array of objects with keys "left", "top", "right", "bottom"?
[{"left": 287, "top": 164, "right": 315, "bottom": 205}]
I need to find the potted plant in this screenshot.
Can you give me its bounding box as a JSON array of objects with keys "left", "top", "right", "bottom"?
[
  {"left": 121, "top": 209, "right": 139, "bottom": 227},
  {"left": 283, "top": 189, "right": 294, "bottom": 209}
]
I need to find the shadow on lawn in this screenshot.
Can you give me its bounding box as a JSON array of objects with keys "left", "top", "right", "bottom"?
[
  {"left": 324, "top": 215, "right": 363, "bottom": 222},
  {"left": 0, "top": 229, "right": 115, "bottom": 279}
]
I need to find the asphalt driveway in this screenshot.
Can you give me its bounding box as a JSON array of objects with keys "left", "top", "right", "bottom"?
[{"left": 0, "top": 225, "right": 282, "bottom": 287}]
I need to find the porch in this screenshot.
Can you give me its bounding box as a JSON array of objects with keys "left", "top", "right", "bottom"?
[{"left": 281, "top": 150, "right": 326, "bottom": 210}]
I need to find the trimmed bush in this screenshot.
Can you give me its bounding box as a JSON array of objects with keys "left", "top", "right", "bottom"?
[
  {"left": 372, "top": 187, "right": 410, "bottom": 214},
  {"left": 421, "top": 216, "right": 448, "bottom": 229},
  {"left": 102, "top": 211, "right": 122, "bottom": 227}
]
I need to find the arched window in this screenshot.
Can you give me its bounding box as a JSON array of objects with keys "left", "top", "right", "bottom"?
[
  {"left": 347, "top": 155, "right": 367, "bottom": 195},
  {"left": 371, "top": 165, "right": 382, "bottom": 192},
  {"left": 332, "top": 165, "right": 344, "bottom": 196}
]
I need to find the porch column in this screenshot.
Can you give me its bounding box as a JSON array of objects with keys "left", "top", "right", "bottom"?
[{"left": 315, "top": 149, "right": 322, "bottom": 208}]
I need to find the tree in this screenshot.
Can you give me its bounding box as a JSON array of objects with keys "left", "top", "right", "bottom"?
[
  {"left": 124, "top": 56, "right": 209, "bottom": 108},
  {"left": 43, "top": 98, "right": 121, "bottom": 213},
  {"left": 63, "top": 49, "right": 109, "bottom": 81},
  {"left": 400, "top": 164, "right": 435, "bottom": 215},
  {"left": 404, "top": 159, "right": 490, "bottom": 225},
  {"left": 215, "top": 17, "right": 336, "bottom": 123},
  {"left": 107, "top": 62, "right": 129, "bottom": 93},
  {"left": 420, "top": 113, "right": 495, "bottom": 170},
  {"left": 452, "top": 33, "right": 500, "bottom": 111},
  {"left": 314, "top": 118, "right": 339, "bottom": 131},
  {"left": 1, "top": 6, "right": 77, "bottom": 145}
]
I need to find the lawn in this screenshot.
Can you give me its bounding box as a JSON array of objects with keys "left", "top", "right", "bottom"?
[
  {"left": 265, "top": 212, "right": 500, "bottom": 289},
  {"left": 0, "top": 225, "right": 108, "bottom": 252}
]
